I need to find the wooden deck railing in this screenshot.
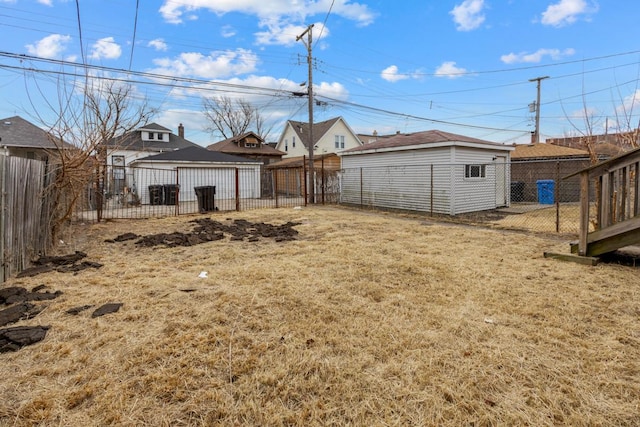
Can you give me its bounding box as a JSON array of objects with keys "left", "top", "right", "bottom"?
[{"left": 574, "top": 147, "right": 640, "bottom": 256}]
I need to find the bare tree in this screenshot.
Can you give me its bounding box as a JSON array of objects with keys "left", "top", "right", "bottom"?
[
  {"left": 31, "top": 76, "right": 154, "bottom": 237},
  {"left": 202, "top": 95, "right": 274, "bottom": 141}
]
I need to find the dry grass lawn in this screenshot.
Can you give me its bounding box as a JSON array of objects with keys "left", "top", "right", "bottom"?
[{"left": 1, "top": 206, "right": 639, "bottom": 426}]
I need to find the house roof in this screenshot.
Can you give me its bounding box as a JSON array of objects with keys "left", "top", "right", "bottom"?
[
  {"left": 138, "top": 123, "right": 172, "bottom": 132},
  {"left": 511, "top": 143, "right": 590, "bottom": 159},
  {"left": 104, "top": 122, "right": 199, "bottom": 151},
  {"left": 341, "top": 130, "right": 511, "bottom": 154},
  {"left": 132, "top": 146, "right": 260, "bottom": 163},
  {"left": 0, "top": 116, "right": 64, "bottom": 149},
  {"left": 207, "top": 131, "right": 285, "bottom": 156},
  {"left": 287, "top": 117, "right": 342, "bottom": 147}
]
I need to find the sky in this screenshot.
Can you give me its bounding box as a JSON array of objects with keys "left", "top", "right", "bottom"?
[{"left": 1, "top": 0, "right": 639, "bottom": 147}]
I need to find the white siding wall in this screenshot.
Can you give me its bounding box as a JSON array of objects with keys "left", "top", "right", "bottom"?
[
  {"left": 132, "top": 162, "right": 260, "bottom": 204},
  {"left": 451, "top": 147, "right": 511, "bottom": 214},
  {"left": 277, "top": 119, "right": 362, "bottom": 158},
  {"left": 341, "top": 148, "right": 454, "bottom": 214}
]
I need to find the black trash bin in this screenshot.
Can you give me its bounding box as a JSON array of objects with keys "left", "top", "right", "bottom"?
[
  {"left": 194, "top": 186, "right": 216, "bottom": 212},
  {"left": 148, "top": 185, "right": 164, "bottom": 205},
  {"left": 510, "top": 181, "right": 525, "bottom": 202},
  {"left": 164, "top": 184, "right": 179, "bottom": 205}
]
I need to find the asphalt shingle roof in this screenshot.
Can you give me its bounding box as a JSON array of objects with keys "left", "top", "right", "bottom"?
[
  {"left": 0, "top": 116, "right": 63, "bottom": 149},
  {"left": 511, "top": 143, "right": 590, "bottom": 159},
  {"left": 104, "top": 122, "right": 199, "bottom": 151},
  {"left": 133, "top": 146, "right": 260, "bottom": 163},
  {"left": 342, "top": 130, "right": 505, "bottom": 153}
]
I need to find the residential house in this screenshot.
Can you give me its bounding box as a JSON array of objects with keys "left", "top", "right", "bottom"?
[
  {"left": 102, "top": 122, "right": 200, "bottom": 195},
  {"left": 0, "top": 116, "right": 63, "bottom": 160},
  {"left": 207, "top": 131, "right": 284, "bottom": 166},
  {"left": 275, "top": 116, "right": 362, "bottom": 157},
  {"left": 339, "top": 130, "right": 514, "bottom": 215}
]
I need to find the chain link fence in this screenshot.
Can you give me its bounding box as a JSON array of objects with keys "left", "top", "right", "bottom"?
[{"left": 341, "top": 159, "right": 592, "bottom": 237}]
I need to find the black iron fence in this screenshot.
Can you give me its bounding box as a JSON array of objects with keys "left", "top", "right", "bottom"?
[{"left": 73, "top": 164, "right": 343, "bottom": 221}]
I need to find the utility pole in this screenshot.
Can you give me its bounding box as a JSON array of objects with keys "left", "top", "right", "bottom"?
[
  {"left": 297, "top": 24, "right": 315, "bottom": 204},
  {"left": 529, "top": 76, "right": 549, "bottom": 144}
]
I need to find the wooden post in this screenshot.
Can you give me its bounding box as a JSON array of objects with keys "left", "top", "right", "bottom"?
[{"left": 579, "top": 171, "right": 590, "bottom": 256}]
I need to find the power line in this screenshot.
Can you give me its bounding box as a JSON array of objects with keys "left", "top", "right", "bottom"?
[
  {"left": 128, "top": 0, "right": 140, "bottom": 71},
  {"left": 74, "top": 0, "right": 85, "bottom": 65},
  {"left": 313, "top": 0, "right": 334, "bottom": 50}
]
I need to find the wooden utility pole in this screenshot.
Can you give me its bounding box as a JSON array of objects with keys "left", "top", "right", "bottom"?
[
  {"left": 297, "top": 24, "right": 315, "bottom": 204},
  {"left": 529, "top": 76, "right": 549, "bottom": 144}
]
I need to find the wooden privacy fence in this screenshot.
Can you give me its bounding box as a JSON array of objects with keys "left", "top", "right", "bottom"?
[{"left": 1, "top": 154, "right": 53, "bottom": 282}]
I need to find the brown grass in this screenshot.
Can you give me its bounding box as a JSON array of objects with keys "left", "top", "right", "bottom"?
[{"left": 1, "top": 206, "right": 639, "bottom": 426}]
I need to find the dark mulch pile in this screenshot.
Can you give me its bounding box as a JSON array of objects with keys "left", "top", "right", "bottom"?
[
  {"left": 17, "top": 251, "right": 103, "bottom": 278},
  {"left": 0, "top": 325, "right": 50, "bottom": 353},
  {"left": 107, "top": 218, "right": 301, "bottom": 248}
]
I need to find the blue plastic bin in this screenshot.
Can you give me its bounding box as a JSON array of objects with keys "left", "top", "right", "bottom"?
[{"left": 536, "top": 179, "right": 555, "bottom": 204}]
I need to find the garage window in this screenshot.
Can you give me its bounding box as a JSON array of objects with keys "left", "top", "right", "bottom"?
[{"left": 465, "top": 164, "right": 486, "bottom": 179}]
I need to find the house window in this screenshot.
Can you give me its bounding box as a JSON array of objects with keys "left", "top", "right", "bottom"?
[
  {"left": 148, "top": 132, "right": 155, "bottom": 140},
  {"left": 26, "top": 151, "right": 35, "bottom": 159},
  {"left": 340, "top": 135, "right": 345, "bottom": 149},
  {"left": 157, "top": 133, "right": 164, "bottom": 141},
  {"left": 292, "top": 136, "right": 296, "bottom": 148},
  {"left": 285, "top": 139, "right": 288, "bottom": 151},
  {"left": 465, "top": 164, "right": 486, "bottom": 179},
  {"left": 335, "top": 135, "right": 345, "bottom": 148},
  {"left": 335, "top": 136, "right": 339, "bottom": 148}
]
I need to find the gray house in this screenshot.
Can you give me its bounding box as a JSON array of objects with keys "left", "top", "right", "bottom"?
[
  {"left": 0, "top": 116, "right": 63, "bottom": 160},
  {"left": 339, "top": 130, "right": 514, "bottom": 215}
]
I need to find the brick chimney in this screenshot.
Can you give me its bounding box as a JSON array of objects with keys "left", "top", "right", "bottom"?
[{"left": 178, "top": 123, "right": 184, "bottom": 138}]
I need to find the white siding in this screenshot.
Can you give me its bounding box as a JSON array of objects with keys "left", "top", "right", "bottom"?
[
  {"left": 451, "top": 147, "right": 511, "bottom": 214},
  {"left": 132, "top": 161, "right": 261, "bottom": 204},
  {"left": 341, "top": 148, "right": 454, "bottom": 214},
  {"left": 341, "top": 145, "right": 512, "bottom": 215}
]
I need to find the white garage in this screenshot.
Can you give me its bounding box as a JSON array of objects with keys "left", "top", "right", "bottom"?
[
  {"left": 339, "top": 130, "right": 514, "bottom": 215},
  {"left": 130, "top": 146, "right": 262, "bottom": 205}
]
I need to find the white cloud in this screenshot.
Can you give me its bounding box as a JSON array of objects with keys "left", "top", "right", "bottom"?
[
  {"left": 26, "top": 34, "right": 71, "bottom": 58},
  {"left": 500, "top": 48, "right": 575, "bottom": 64},
  {"left": 150, "top": 48, "right": 259, "bottom": 79},
  {"left": 160, "top": 0, "right": 375, "bottom": 25},
  {"left": 380, "top": 65, "right": 408, "bottom": 83},
  {"left": 159, "top": 0, "right": 375, "bottom": 46},
  {"left": 148, "top": 38, "right": 168, "bottom": 51},
  {"left": 617, "top": 89, "right": 640, "bottom": 116},
  {"left": 37, "top": 0, "right": 52, "bottom": 5},
  {"left": 540, "top": 0, "right": 596, "bottom": 27},
  {"left": 434, "top": 61, "right": 467, "bottom": 79},
  {"left": 89, "top": 37, "right": 122, "bottom": 60},
  {"left": 221, "top": 25, "right": 236, "bottom": 38},
  {"left": 255, "top": 21, "right": 329, "bottom": 47},
  {"left": 450, "top": 0, "right": 486, "bottom": 31}
]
